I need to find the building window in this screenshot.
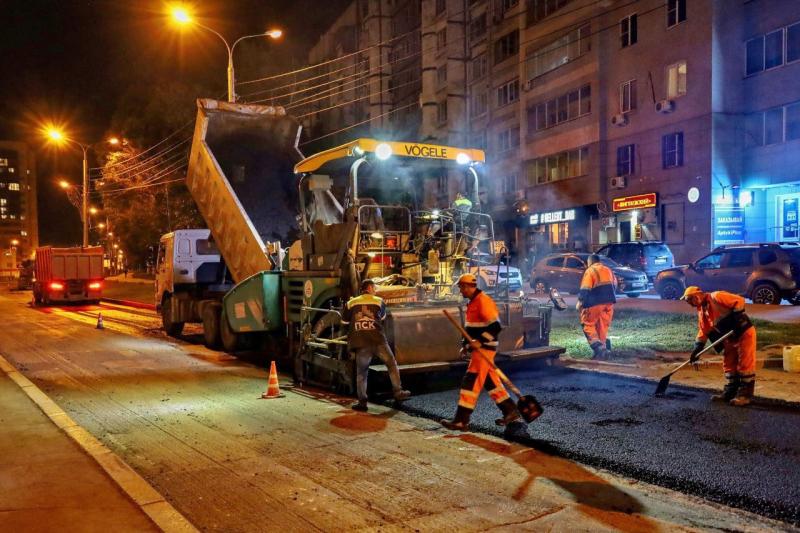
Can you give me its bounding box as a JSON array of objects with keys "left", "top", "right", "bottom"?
[
  {"left": 437, "top": 65, "right": 447, "bottom": 86},
  {"left": 616, "top": 144, "right": 635, "bottom": 176},
  {"left": 501, "top": 173, "right": 518, "bottom": 196},
  {"left": 8, "top": 183, "right": 19, "bottom": 191},
  {"left": 662, "top": 132, "right": 684, "bottom": 169},
  {"left": 529, "top": 84, "right": 590, "bottom": 132},
  {"left": 21, "top": 230, "right": 27, "bottom": 237},
  {"left": 526, "top": 146, "right": 589, "bottom": 185},
  {"left": 494, "top": 30, "right": 519, "bottom": 64},
  {"left": 745, "top": 21, "right": 800, "bottom": 76},
  {"left": 765, "top": 29, "right": 785, "bottom": 69},
  {"left": 470, "top": 14, "right": 487, "bottom": 41},
  {"left": 765, "top": 107, "right": 784, "bottom": 145},
  {"left": 666, "top": 60, "right": 687, "bottom": 99},
  {"left": 470, "top": 53, "right": 487, "bottom": 80},
  {"left": 746, "top": 36, "right": 765, "bottom": 75},
  {"left": 472, "top": 131, "right": 487, "bottom": 150},
  {"left": 471, "top": 92, "right": 488, "bottom": 116},
  {"left": 788, "top": 22, "right": 800, "bottom": 63},
  {"left": 437, "top": 174, "right": 448, "bottom": 196},
  {"left": 620, "top": 14, "right": 637, "bottom": 48},
  {"left": 525, "top": 24, "right": 590, "bottom": 81},
  {"left": 501, "top": 0, "right": 519, "bottom": 13},
  {"left": 619, "top": 79, "right": 637, "bottom": 113},
  {"left": 437, "top": 101, "right": 448, "bottom": 123},
  {"left": 786, "top": 102, "right": 800, "bottom": 141},
  {"left": 0, "top": 159, "right": 7, "bottom": 166},
  {"left": 496, "top": 79, "right": 519, "bottom": 107},
  {"left": 437, "top": 28, "right": 447, "bottom": 51},
  {"left": 435, "top": 0, "right": 446, "bottom": 15},
  {"left": 497, "top": 126, "right": 520, "bottom": 152},
  {"left": 745, "top": 112, "right": 764, "bottom": 148},
  {"left": 666, "top": 0, "right": 686, "bottom": 28},
  {"left": 529, "top": 0, "right": 571, "bottom": 25}
]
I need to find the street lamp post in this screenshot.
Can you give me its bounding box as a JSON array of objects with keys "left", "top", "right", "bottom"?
[
  {"left": 170, "top": 7, "right": 282, "bottom": 102},
  {"left": 47, "top": 130, "right": 90, "bottom": 246}
]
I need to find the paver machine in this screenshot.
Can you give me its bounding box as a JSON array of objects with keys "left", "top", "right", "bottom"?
[{"left": 185, "top": 98, "right": 563, "bottom": 395}]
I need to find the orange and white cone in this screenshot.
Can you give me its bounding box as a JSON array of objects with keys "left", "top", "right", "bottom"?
[
  {"left": 261, "top": 360, "right": 284, "bottom": 399},
  {"left": 96, "top": 313, "right": 104, "bottom": 330}
]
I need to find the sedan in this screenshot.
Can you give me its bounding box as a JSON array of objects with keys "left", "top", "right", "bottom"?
[{"left": 531, "top": 253, "right": 649, "bottom": 297}]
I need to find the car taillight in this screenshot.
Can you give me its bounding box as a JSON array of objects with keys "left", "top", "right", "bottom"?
[
  {"left": 49, "top": 282, "right": 64, "bottom": 291},
  {"left": 89, "top": 281, "right": 102, "bottom": 290}
]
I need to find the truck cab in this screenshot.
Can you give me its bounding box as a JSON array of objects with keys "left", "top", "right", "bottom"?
[{"left": 155, "top": 229, "right": 233, "bottom": 337}]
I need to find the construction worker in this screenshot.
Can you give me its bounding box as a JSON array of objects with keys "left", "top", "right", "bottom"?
[
  {"left": 576, "top": 254, "right": 617, "bottom": 359},
  {"left": 441, "top": 273, "right": 521, "bottom": 430},
  {"left": 452, "top": 192, "right": 473, "bottom": 213},
  {"left": 681, "top": 286, "right": 756, "bottom": 406},
  {"left": 346, "top": 279, "right": 411, "bottom": 412}
]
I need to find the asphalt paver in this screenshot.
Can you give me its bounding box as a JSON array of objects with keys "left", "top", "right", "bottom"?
[{"left": 398, "top": 366, "right": 800, "bottom": 526}]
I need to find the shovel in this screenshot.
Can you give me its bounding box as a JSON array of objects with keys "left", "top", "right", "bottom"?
[
  {"left": 654, "top": 330, "right": 734, "bottom": 396},
  {"left": 442, "top": 310, "right": 543, "bottom": 423}
]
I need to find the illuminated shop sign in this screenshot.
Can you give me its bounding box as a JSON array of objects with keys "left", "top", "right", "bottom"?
[
  {"left": 713, "top": 207, "right": 745, "bottom": 245},
  {"left": 529, "top": 209, "right": 576, "bottom": 225},
  {"left": 612, "top": 193, "right": 657, "bottom": 212}
]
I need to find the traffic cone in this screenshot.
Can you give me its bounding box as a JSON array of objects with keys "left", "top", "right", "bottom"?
[
  {"left": 261, "top": 360, "right": 284, "bottom": 399},
  {"left": 96, "top": 313, "right": 104, "bottom": 330}
]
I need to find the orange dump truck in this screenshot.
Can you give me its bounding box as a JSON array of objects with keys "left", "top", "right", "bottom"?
[{"left": 33, "top": 246, "right": 104, "bottom": 305}]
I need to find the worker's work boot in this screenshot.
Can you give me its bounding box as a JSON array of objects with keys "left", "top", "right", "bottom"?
[
  {"left": 351, "top": 401, "right": 368, "bottom": 412},
  {"left": 730, "top": 380, "right": 755, "bottom": 407},
  {"left": 605, "top": 338, "right": 612, "bottom": 351},
  {"left": 711, "top": 376, "right": 740, "bottom": 403},
  {"left": 440, "top": 406, "right": 472, "bottom": 431},
  {"left": 591, "top": 342, "right": 606, "bottom": 360},
  {"left": 495, "top": 398, "right": 521, "bottom": 426}
]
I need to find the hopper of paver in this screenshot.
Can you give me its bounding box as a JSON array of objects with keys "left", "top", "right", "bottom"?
[{"left": 186, "top": 98, "right": 303, "bottom": 283}]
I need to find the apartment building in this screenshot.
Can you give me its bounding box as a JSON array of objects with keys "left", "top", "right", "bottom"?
[
  {"left": 0, "top": 141, "right": 38, "bottom": 259},
  {"left": 303, "top": 0, "right": 422, "bottom": 148}
]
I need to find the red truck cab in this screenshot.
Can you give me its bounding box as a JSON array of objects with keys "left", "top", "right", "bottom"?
[{"left": 32, "top": 246, "right": 104, "bottom": 305}]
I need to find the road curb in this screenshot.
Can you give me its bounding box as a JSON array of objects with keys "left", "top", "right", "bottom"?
[
  {"left": 102, "top": 297, "right": 156, "bottom": 311},
  {"left": 0, "top": 353, "right": 198, "bottom": 533}
]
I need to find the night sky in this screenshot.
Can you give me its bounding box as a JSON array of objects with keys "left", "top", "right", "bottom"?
[{"left": 1, "top": 0, "right": 351, "bottom": 245}]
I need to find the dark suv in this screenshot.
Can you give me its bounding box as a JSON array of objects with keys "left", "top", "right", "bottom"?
[
  {"left": 596, "top": 241, "right": 674, "bottom": 281},
  {"left": 655, "top": 243, "right": 800, "bottom": 305}
]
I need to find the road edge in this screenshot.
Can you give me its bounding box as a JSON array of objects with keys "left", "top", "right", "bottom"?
[
  {"left": 0, "top": 353, "right": 198, "bottom": 533},
  {"left": 102, "top": 297, "right": 157, "bottom": 310}
]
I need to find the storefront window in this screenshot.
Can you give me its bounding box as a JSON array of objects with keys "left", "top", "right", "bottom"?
[{"left": 549, "top": 222, "right": 569, "bottom": 248}]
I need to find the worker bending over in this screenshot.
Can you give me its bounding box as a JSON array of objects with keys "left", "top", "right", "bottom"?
[
  {"left": 577, "top": 254, "right": 617, "bottom": 359},
  {"left": 441, "top": 274, "right": 521, "bottom": 431},
  {"left": 681, "top": 286, "right": 757, "bottom": 406}
]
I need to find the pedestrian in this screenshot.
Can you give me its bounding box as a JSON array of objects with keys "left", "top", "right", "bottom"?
[
  {"left": 681, "top": 286, "right": 756, "bottom": 406},
  {"left": 345, "top": 279, "right": 410, "bottom": 412},
  {"left": 441, "top": 274, "right": 521, "bottom": 430},
  {"left": 576, "top": 254, "right": 617, "bottom": 359}
]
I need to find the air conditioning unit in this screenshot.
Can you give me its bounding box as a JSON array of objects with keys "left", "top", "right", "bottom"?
[
  {"left": 611, "top": 113, "right": 628, "bottom": 127},
  {"left": 609, "top": 176, "right": 627, "bottom": 189},
  {"left": 655, "top": 99, "right": 675, "bottom": 113}
]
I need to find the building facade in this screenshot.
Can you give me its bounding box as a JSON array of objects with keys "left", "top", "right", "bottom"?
[
  {"left": 307, "top": 0, "right": 800, "bottom": 266},
  {"left": 0, "top": 141, "right": 38, "bottom": 260}
]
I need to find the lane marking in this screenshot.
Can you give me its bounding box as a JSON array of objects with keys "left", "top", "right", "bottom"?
[{"left": 0, "top": 353, "right": 198, "bottom": 533}]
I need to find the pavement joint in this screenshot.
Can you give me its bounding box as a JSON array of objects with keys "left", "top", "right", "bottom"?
[{"left": 0, "top": 351, "right": 198, "bottom": 533}]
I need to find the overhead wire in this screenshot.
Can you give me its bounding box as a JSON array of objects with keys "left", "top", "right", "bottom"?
[
  {"left": 300, "top": 102, "right": 418, "bottom": 146},
  {"left": 91, "top": 137, "right": 191, "bottom": 178}
]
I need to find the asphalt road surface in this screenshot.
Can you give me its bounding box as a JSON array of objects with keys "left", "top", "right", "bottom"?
[{"left": 397, "top": 366, "right": 800, "bottom": 525}]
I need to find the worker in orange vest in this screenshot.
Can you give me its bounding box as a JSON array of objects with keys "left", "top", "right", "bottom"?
[
  {"left": 441, "top": 273, "right": 521, "bottom": 431},
  {"left": 681, "top": 286, "right": 757, "bottom": 406},
  {"left": 576, "top": 254, "right": 617, "bottom": 359}
]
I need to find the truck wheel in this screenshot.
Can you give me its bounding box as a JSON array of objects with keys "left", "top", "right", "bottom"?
[
  {"left": 220, "top": 312, "right": 240, "bottom": 353},
  {"left": 751, "top": 283, "right": 781, "bottom": 305},
  {"left": 202, "top": 304, "right": 222, "bottom": 349},
  {"left": 161, "top": 295, "right": 185, "bottom": 336}
]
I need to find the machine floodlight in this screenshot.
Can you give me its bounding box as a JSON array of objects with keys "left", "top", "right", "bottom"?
[
  {"left": 456, "top": 152, "right": 471, "bottom": 165},
  {"left": 374, "top": 143, "right": 393, "bottom": 160}
]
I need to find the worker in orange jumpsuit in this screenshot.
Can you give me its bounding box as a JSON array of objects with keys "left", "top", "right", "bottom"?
[
  {"left": 576, "top": 254, "right": 617, "bottom": 359},
  {"left": 441, "top": 274, "right": 521, "bottom": 431},
  {"left": 681, "top": 286, "right": 757, "bottom": 406}
]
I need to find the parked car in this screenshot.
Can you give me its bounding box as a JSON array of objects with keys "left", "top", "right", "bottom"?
[
  {"left": 530, "top": 253, "right": 649, "bottom": 297},
  {"left": 655, "top": 243, "right": 800, "bottom": 305},
  {"left": 468, "top": 263, "right": 524, "bottom": 293},
  {"left": 596, "top": 241, "right": 674, "bottom": 281}
]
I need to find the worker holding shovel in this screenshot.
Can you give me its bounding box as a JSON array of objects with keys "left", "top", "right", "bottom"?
[
  {"left": 681, "top": 286, "right": 757, "bottom": 406},
  {"left": 440, "top": 274, "right": 522, "bottom": 431}
]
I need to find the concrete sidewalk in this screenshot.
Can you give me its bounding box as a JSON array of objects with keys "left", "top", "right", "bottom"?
[{"left": 0, "top": 371, "right": 160, "bottom": 532}]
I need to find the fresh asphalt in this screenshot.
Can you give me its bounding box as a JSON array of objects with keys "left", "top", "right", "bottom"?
[{"left": 395, "top": 366, "right": 800, "bottom": 526}]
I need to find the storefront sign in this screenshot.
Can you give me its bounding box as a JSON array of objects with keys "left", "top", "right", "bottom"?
[
  {"left": 529, "top": 209, "right": 576, "bottom": 226},
  {"left": 782, "top": 197, "right": 799, "bottom": 240},
  {"left": 612, "top": 193, "right": 657, "bottom": 212},
  {"left": 713, "top": 207, "right": 745, "bottom": 245}
]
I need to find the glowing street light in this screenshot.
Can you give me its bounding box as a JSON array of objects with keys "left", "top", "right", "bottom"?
[
  {"left": 89, "top": 207, "right": 99, "bottom": 215},
  {"left": 10, "top": 239, "right": 19, "bottom": 247},
  {"left": 169, "top": 5, "right": 284, "bottom": 102},
  {"left": 58, "top": 179, "right": 71, "bottom": 190}
]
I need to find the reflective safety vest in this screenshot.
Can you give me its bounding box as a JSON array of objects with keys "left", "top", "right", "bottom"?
[
  {"left": 465, "top": 290, "right": 502, "bottom": 351},
  {"left": 696, "top": 291, "right": 751, "bottom": 343},
  {"left": 346, "top": 293, "right": 388, "bottom": 349},
  {"left": 453, "top": 196, "right": 472, "bottom": 212},
  {"left": 577, "top": 262, "right": 617, "bottom": 308}
]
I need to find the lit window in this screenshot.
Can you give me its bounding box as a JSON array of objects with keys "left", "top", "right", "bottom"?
[
  {"left": 620, "top": 14, "right": 637, "bottom": 48},
  {"left": 0, "top": 198, "right": 6, "bottom": 205},
  {"left": 0, "top": 159, "right": 6, "bottom": 166},
  {"left": 21, "top": 230, "right": 27, "bottom": 236},
  {"left": 8, "top": 168, "right": 14, "bottom": 173},
  {"left": 8, "top": 183, "right": 19, "bottom": 191},
  {"left": 666, "top": 61, "right": 687, "bottom": 99}
]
